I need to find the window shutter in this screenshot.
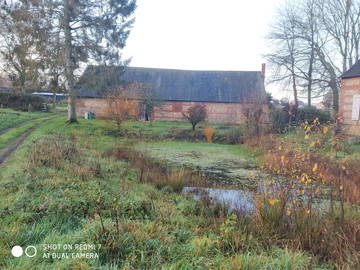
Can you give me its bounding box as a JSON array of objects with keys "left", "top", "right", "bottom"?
[{"left": 352, "top": 95, "right": 360, "bottom": 120}]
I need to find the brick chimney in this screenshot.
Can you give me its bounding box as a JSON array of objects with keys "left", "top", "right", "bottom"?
[{"left": 261, "top": 63, "right": 266, "bottom": 78}]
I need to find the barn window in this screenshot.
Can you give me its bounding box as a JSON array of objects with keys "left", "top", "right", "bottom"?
[{"left": 352, "top": 95, "right": 360, "bottom": 120}]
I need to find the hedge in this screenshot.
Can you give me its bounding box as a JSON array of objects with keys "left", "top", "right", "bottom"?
[
  {"left": 0, "top": 92, "right": 46, "bottom": 111},
  {"left": 270, "top": 105, "right": 333, "bottom": 133}
]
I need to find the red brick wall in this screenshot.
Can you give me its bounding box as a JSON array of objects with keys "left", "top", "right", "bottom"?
[
  {"left": 339, "top": 77, "right": 360, "bottom": 136},
  {"left": 76, "top": 98, "right": 268, "bottom": 125},
  {"left": 153, "top": 101, "right": 245, "bottom": 124},
  {"left": 76, "top": 98, "right": 139, "bottom": 119}
]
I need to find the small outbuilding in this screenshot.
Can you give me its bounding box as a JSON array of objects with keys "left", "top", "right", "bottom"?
[{"left": 340, "top": 60, "right": 360, "bottom": 136}]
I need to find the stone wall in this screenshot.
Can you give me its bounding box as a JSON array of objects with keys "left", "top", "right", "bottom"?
[{"left": 339, "top": 77, "right": 360, "bottom": 136}]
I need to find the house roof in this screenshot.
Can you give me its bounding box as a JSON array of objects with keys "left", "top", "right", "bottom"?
[
  {"left": 76, "top": 66, "right": 266, "bottom": 103},
  {"left": 342, "top": 60, "right": 360, "bottom": 79}
]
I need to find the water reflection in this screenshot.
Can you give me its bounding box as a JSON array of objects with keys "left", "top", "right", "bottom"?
[{"left": 182, "top": 186, "right": 254, "bottom": 212}]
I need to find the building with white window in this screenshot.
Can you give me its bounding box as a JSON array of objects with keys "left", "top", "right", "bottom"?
[{"left": 340, "top": 61, "right": 360, "bottom": 136}]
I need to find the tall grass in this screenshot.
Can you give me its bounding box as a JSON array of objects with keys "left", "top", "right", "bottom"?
[{"left": 109, "top": 145, "right": 205, "bottom": 192}]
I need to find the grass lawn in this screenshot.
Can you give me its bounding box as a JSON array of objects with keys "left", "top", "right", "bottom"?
[
  {"left": 0, "top": 115, "right": 61, "bottom": 150},
  {"left": 123, "top": 120, "right": 244, "bottom": 138},
  {"left": 136, "top": 141, "right": 255, "bottom": 164},
  {"left": 0, "top": 108, "right": 51, "bottom": 131},
  {"left": 0, "top": 117, "right": 329, "bottom": 270}
]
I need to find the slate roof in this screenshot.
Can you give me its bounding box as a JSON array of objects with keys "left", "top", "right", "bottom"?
[
  {"left": 342, "top": 60, "right": 360, "bottom": 79},
  {"left": 76, "top": 66, "right": 266, "bottom": 103}
]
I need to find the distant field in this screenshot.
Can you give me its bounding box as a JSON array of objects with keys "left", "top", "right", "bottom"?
[{"left": 0, "top": 108, "right": 49, "bottom": 131}]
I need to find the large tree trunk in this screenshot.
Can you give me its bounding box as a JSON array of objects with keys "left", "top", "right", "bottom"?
[
  {"left": 292, "top": 75, "right": 299, "bottom": 109},
  {"left": 330, "top": 79, "right": 339, "bottom": 113},
  {"left": 314, "top": 43, "right": 340, "bottom": 113},
  {"left": 307, "top": 49, "right": 314, "bottom": 106},
  {"left": 53, "top": 91, "right": 56, "bottom": 108},
  {"left": 307, "top": 25, "right": 315, "bottom": 107},
  {"left": 290, "top": 52, "right": 299, "bottom": 109},
  {"left": 64, "top": 0, "right": 77, "bottom": 122}
]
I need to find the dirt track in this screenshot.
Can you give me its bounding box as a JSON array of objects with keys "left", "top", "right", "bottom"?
[
  {"left": 0, "top": 117, "right": 58, "bottom": 168},
  {"left": 0, "top": 118, "right": 38, "bottom": 136},
  {"left": 0, "top": 126, "right": 38, "bottom": 168}
]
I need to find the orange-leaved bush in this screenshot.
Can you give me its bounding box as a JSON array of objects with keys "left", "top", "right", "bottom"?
[{"left": 203, "top": 126, "right": 215, "bottom": 143}]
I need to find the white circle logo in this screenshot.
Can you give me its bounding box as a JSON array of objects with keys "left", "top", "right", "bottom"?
[
  {"left": 11, "top": 246, "right": 23, "bottom": 257},
  {"left": 25, "top": 246, "right": 37, "bottom": 257}
]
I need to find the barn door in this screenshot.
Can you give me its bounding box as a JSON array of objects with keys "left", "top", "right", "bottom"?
[{"left": 352, "top": 95, "right": 360, "bottom": 120}]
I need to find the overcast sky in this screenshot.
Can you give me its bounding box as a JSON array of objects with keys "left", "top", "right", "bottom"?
[{"left": 122, "top": 0, "right": 287, "bottom": 99}]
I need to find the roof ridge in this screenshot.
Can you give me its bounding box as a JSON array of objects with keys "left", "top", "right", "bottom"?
[
  {"left": 125, "top": 66, "right": 261, "bottom": 73},
  {"left": 342, "top": 59, "right": 360, "bottom": 79}
]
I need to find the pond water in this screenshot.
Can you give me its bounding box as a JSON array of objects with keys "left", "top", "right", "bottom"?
[
  {"left": 183, "top": 184, "right": 330, "bottom": 215},
  {"left": 182, "top": 186, "right": 255, "bottom": 213}
]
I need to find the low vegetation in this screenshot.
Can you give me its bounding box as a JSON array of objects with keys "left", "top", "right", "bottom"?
[
  {"left": 0, "top": 117, "right": 337, "bottom": 269},
  {"left": 1, "top": 109, "right": 359, "bottom": 269},
  {"left": 0, "top": 92, "right": 46, "bottom": 112},
  {"left": 119, "top": 120, "right": 245, "bottom": 144},
  {"left": 0, "top": 108, "right": 49, "bottom": 131}
]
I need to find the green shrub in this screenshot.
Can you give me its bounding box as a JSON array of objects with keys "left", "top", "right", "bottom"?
[
  {"left": 270, "top": 106, "right": 333, "bottom": 133},
  {"left": 213, "top": 126, "right": 245, "bottom": 144},
  {"left": 296, "top": 106, "right": 332, "bottom": 124},
  {"left": 269, "top": 107, "right": 290, "bottom": 133},
  {"left": 0, "top": 92, "right": 45, "bottom": 111},
  {"left": 167, "top": 128, "right": 205, "bottom": 142}
]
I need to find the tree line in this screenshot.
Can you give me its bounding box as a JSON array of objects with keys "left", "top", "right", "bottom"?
[
  {"left": 0, "top": 0, "right": 136, "bottom": 122},
  {"left": 266, "top": 0, "right": 360, "bottom": 113}
]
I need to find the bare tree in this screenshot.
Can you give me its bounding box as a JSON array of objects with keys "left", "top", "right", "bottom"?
[
  {"left": 106, "top": 84, "right": 139, "bottom": 132},
  {"left": 265, "top": 2, "right": 302, "bottom": 109},
  {"left": 183, "top": 104, "right": 207, "bottom": 131},
  {"left": 242, "top": 92, "right": 267, "bottom": 137},
  {"left": 138, "top": 83, "right": 164, "bottom": 123},
  {"left": 266, "top": 0, "right": 360, "bottom": 113}
]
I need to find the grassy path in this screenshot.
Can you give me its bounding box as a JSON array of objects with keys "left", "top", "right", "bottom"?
[
  {"left": 0, "top": 116, "right": 47, "bottom": 136},
  {"left": 0, "top": 109, "right": 51, "bottom": 132},
  {"left": 0, "top": 116, "right": 62, "bottom": 168}
]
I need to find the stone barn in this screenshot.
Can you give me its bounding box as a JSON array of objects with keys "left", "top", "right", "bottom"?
[
  {"left": 76, "top": 66, "right": 267, "bottom": 124},
  {"left": 340, "top": 60, "right": 360, "bottom": 136}
]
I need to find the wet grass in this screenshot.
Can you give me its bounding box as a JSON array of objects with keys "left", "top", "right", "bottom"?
[
  {"left": 135, "top": 141, "right": 255, "bottom": 167},
  {"left": 0, "top": 117, "right": 330, "bottom": 269}
]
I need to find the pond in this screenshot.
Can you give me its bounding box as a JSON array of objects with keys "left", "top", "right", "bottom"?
[{"left": 182, "top": 186, "right": 255, "bottom": 213}]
